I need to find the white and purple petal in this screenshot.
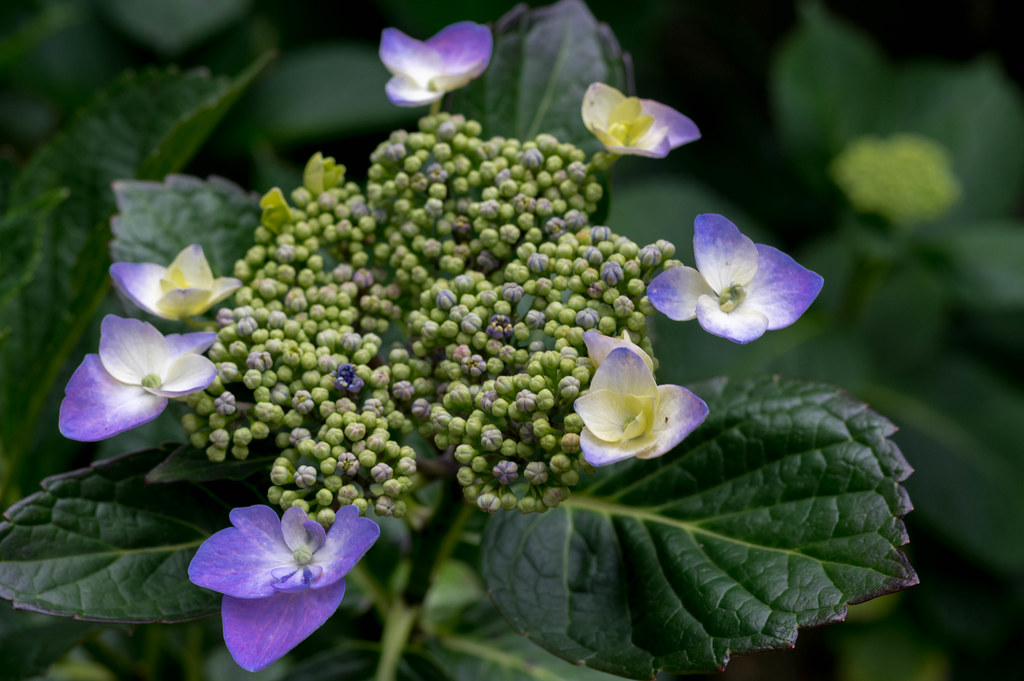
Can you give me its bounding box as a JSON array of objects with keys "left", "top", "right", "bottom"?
[
  {"left": 167, "top": 244, "right": 214, "bottom": 289},
  {"left": 164, "top": 331, "right": 217, "bottom": 357},
  {"left": 280, "top": 506, "right": 327, "bottom": 554},
  {"left": 221, "top": 579, "right": 347, "bottom": 671},
  {"left": 207, "top": 276, "right": 243, "bottom": 306},
  {"left": 588, "top": 347, "right": 657, "bottom": 397},
  {"left": 743, "top": 244, "right": 824, "bottom": 331},
  {"left": 59, "top": 355, "right": 167, "bottom": 441},
  {"left": 582, "top": 331, "right": 654, "bottom": 371},
  {"left": 642, "top": 98, "right": 701, "bottom": 149},
  {"left": 97, "top": 315, "right": 169, "bottom": 384},
  {"left": 693, "top": 214, "right": 759, "bottom": 293},
  {"left": 109, "top": 262, "right": 169, "bottom": 318},
  {"left": 385, "top": 75, "right": 444, "bottom": 107},
  {"left": 313, "top": 505, "right": 381, "bottom": 588},
  {"left": 426, "top": 21, "right": 492, "bottom": 79},
  {"left": 695, "top": 295, "right": 769, "bottom": 344},
  {"left": 148, "top": 353, "right": 215, "bottom": 397},
  {"left": 647, "top": 266, "right": 715, "bottom": 321},
  {"left": 155, "top": 287, "right": 213, "bottom": 319}
]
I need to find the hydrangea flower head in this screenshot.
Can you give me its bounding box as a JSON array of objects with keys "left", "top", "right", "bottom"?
[
  {"left": 189, "top": 505, "right": 379, "bottom": 671},
  {"left": 379, "top": 21, "right": 492, "bottom": 107},
  {"left": 58, "top": 315, "right": 216, "bottom": 441},
  {"left": 110, "top": 244, "right": 242, "bottom": 320},
  {"left": 648, "top": 214, "right": 823, "bottom": 344},
  {"left": 581, "top": 82, "right": 700, "bottom": 158},
  {"left": 574, "top": 346, "right": 708, "bottom": 466}
]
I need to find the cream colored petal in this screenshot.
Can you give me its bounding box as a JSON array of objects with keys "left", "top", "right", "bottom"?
[
  {"left": 582, "top": 331, "right": 654, "bottom": 372},
  {"left": 574, "top": 389, "right": 654, "bottom": 442},
  {"left": 589, "top": 347, "right": 657, "bottom": 397},
  {"left": 581, "top": 82, "right": 626, "bottom": 137},
  {"left": 168, "top": 244, "right": 214, "bottom": 289},
  {"left": 207, "top": 276, "right": 243, "bottom": 306},
  {"left": 156, "top": 287, "right": 213, "bottom": 319}
]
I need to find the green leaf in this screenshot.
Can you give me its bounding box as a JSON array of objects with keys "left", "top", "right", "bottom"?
[
  {"left": 482, "top": 375, "right": 917, "bottom": 679},
  {"left": 0, "top": 2, "right": 80, "bottom": 74},
  {"left": 921, "top": 221, "right": 1024, "bottom": 310},
  {"left": 0, "top": 603, "right": 104, "bottom": 681},
  {"left": 0, "top": 446, "right": 261, "bottom": 622},
  {"left": 863, "top": 358, "right": 1024, "bottom": 575},
  {"left": 0, "top": 57, "right": 267, "bottom": 504},
  {"left": 109, "top": 174, "right": 259, "bottom": 278},
  {"left": 145, "top": 443, "right": 275, "bottom": 484},
  {"left": 280, "top": 647, "right": 449, "bottom": 681},
  {"left": 219, "top": 45, "right": 413, "bottom": 150},
  {"left": 449, "top": 0, "right": 629, "bottom": 153},
  {"left": 98, "top": 0, "right": 251, "bottom": 58},
  {"left": 770, "top": 2, "right": 893, "bottom": 190},
  {"left": 427, "top": 603, "right": 622, "bottom": 681},
  {"left": 0, "top": 187, "right": 67, "bottom": 316}
]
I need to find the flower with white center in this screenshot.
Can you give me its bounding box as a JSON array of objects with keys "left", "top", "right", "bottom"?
[
  {"left": 109, "top": 244, "right": 242, "bottom": 320},
  {"left": 574, "top": 347, "right": 708, "bottom": 466},
  {"left": 582, "top": 329, "right": 654, "bottom": 372},
  {"left": 581, "top": 82, "right": 700, "bottom": 158},
  {"left": 379, "top": 21, "right": 492, "bottom": 107},
  {"left": 59, "top": 316, "right": 216, "bottom": 441},
  {"left": 648, "top": 214, "right": 824, "bottom": 344},
  {"left": 188, "top": 505, "right": 379, "bottom": 671}
]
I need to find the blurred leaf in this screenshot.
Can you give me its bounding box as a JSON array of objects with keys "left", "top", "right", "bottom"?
[
  {"left": 834, "top": 621, "right": 949, "bottom": 681},
  {"left": 0, "top": 57, "right": 267, "bottom": 505},
  {"left": 427, "top": 603, "right": 622, "bottom": 681},
  {"left": 865, "top": 358, "right": 1024, "bottom": 575},
  {"left": 880, "top": 60, "right": 1024, "bottom": 225},
  {"left": 609, "top": 176, "right": 769, "bottom": 249},
  {"left": 221, "top": 44, "right": 412, "bottom": 149},
  {"left": 0, "top": 187, "right": 67, "bottom": 316},
  {"left": 0, "top": 1, "right": 80, "bottom": 73},
  {"left": 109, "top": 174, "right": 259, "bottom": 277},
  {"left": 145, "top": 443, "right": 275, "bottom": 484},
  {"left": 0, "top": 603, "right": 103, "bottom": 681},
  {"left": 98, "top": 0, "right": 252, "bottom": 58},
  {"left": 922, "top": 220, "right": 1024, "bottom": 310},
  {"left": 0, "top": 446, "right": 262, "bottom": 622},
  {"left": 421, "top": 560, "right": 483, "bottom": 626},
  {"left": 449, "top": 0, "right": 629, "bottom": 153},
  {"left": 280, "top": 646, "right": 450, "bottom": 681},
  {"left": 374, "top": 0, "right": 521, "bottom": 34},
  {"left": 483, "top": 375, "right": 917, "bottom": 679},
  {"left": 770, "top": 2, "right": 893, "bottom": 191}
]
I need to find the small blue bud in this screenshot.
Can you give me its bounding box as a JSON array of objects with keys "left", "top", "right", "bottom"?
[
  {"left": 524, "top": 461, "right": 548, "bottom": 485},
  {"left": 216, "top": 308, "right": 234, "bottom": 327},
  {"left": 267, "top": 310, "right": 287, "bottom": 329},
  {"left": 461, "top": 354, "right": 487, "bottom": 377},
  {"left": 524, "top": 310, "right": 546, "bottom": 329},
  {"left": 558, "top": 375, "right": 580, "bottom": 401},
  {"left": 214, "top": 392, "right": 236, "bottom": 416},
  {"left": 567, "top": 162, "right": 587, "bottom": 183},
  {"left": 600, "top": 261, "right": 624, "bottom": 286},
  {"left": 590, "top": 225, "right": 612, "bottom": 242},
  {"left": 565, "top": 210, "right": 586, "bottom": 230},
  {"left": 576, "top": 307, "right": 601, "bottom": 329},
  {"left": 294, "top": 465, "right": 317, "bottom": 488},
  {"left": 516, "top": 389, "right": 538, "bottom": 412},
  {"left": 520, "top": 148, "right": 544, "bottom": 169},
  {"left": 340, "top": 332, "right": 362, "bottom": 352},
  {"left": 638, "top": 244, "right": 662, "bottom": 267},
  {"left": 425, "top": 163, "right": 448, "bottom": 183},
  {"left": 544, "top": 216, "right": 565, "bottom": 238},
  {"left": 246, "top": 351, "right": 273, "bottom": 371},
  {"left": 289, "top": 428, "right": 311, "bottom": 447},
  {"left": 411, "top": 398, "right": 432, "bottom": 421},
  {"left": 502, "top": 282, "right": 524, "bottom": 304},
  {"left": 478, "top": 199, "right": 500, "bottom": 219},
  {"left": 276, "top": 244, "right": 296, "bottom": 263},
  {"left": 493, "top": 460, "right": 518, "bottom": 485},
  {"left": 436, "top": 288, "right": 457, "bottom": 311},
  {"left": 582, "top": 245, "right": 603, "bottom": 266},
  {"left": 392, "top": 380, "right": 414, "bottom": 401},
  {"left": 371, "top": 463, "right": 393, "bottom": 483},
  {"left": 334, "top": 363, "right": 364, "bottom": 393},
  {"left": 338, "top": 451, "right": 359, "bottom": 476},
  {"left": 527, "top": 252, "right": 549, "bottom": 274},
  {"left": 383, "top": 143, "right": 407, "bottom": 162},
  {"left": 353, "top": 269, "right": 374, "bottom": 289},
  {"left": 480, "top": 390, "right": 498, "bottom": 411},
  {"left": 486, "top": 314, "right": 514, "bottom": 340},
  {"left": 292, "top": 389, "right": 315, "bottom": 415}
]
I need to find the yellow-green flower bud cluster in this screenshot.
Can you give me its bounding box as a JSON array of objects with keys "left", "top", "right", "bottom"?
[{"left": 183, "top": 112, "right": 680, "bottom": 522}]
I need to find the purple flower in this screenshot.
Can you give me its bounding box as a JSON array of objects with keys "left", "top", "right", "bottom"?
[
  {"left": 59, "top": 316, "right": 216, "bottom": 441},
  {"left": 333, "top": 363, "right": 364, "bottom": 393},
  {"left": 188, "top": 505, "right": 379, "bottom": 671},
  {"left": 648, "top": 214, "right": 824, "bottom": 344},
  {"left": 379, "top": 21, "right": 492, "bottom": 107}
]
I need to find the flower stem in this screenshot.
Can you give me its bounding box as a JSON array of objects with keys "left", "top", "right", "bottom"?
[
  {"left": 429, "top": 99, "right": 442, "bottom": 116},
  {"left": 374, "top": 599, "right": 419, "bottom": 681}
]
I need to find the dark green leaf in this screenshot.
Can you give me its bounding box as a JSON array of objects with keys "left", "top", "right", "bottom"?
[
  {"left": 0, "top": 2, "right": 80, "bottom": 73},
  {"left": 483, "top": 375, "right": 916, "bottom": 679},
  {"left": 0, "top": 446, "right": 262, "bottom": 622},
  {"left": 220, "top": 45, "right": 413, "bottom": 150},
  {"left": 281, "top": 647, "right": 450, "bottom": 681},
  {"left": 109, "top": 174, "right": 259, "bottom": 279},
  {"left": 0, "top": 603, "right": 104, "bottom": 681},
  {"left": 864, "top": 358, "right": 1024, "bottom": 575},
  {"left": 449, "top": 0, "right": 629, "bottom": 153},
  {"left": 145, "top": 443, "right": 275, "bottom": 484},
  {"left": 770, "top": 2, "right": 892, "bottom": 191},
  {"left": 0, "top": 58, "right": 267, "bottom": 504},
  {"left": 98, "top": 0, "right": 251, "bottom": 58},
  {"left": 0, "top": 187, "right": 67, "bottom": 316},
  {"left": 921, "top": 220, "right": 1024, "bottom": 310}
]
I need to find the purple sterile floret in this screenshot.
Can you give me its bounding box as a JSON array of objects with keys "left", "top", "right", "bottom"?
[
  {"left": 333, "top": 363, "right": 364, "bottom": 393},
  {"left": 188, "top": 505, "right": 379, "bottom": 672}
]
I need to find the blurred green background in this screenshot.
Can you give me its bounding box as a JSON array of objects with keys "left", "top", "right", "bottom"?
[{"left": 2, "top": 0, "right": 1022, "bottom": 679}]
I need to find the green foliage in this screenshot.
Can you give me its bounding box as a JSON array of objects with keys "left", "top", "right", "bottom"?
[
  {"left": 0, "top": 446, "right": 261, "bottom": 622},
  {"left": 0, "top": 605, "right": 103, "bottom": 681},
  {"left": 109, "top": 174, "right": 260, "bottom": 279},
  {"left": 450, "top": 0, "right": 629, "bottom": 153},
  {"left": 483, "top": 375, "right": 916, "bottom": 678},
  {"left": 923, "top": 220, "right": 1024, "bottom": 311},
  {"left": 0, "top": 56, "right": 267, "bottom": 504},
  {"left": 98, "top": 0, "right": 253, "bottom": 58},
  {"left": 145, "top": 444, "right": 277, "bottom": 484}
]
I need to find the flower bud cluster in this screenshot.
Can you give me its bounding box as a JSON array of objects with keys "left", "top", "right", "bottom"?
[{"left": 183, "top": 113, "right": 678, "bottom": 523}]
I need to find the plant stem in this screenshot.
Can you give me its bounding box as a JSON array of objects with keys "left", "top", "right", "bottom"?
[{"left": 374, "top": 599, "right": 419, "bottom": 681}]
